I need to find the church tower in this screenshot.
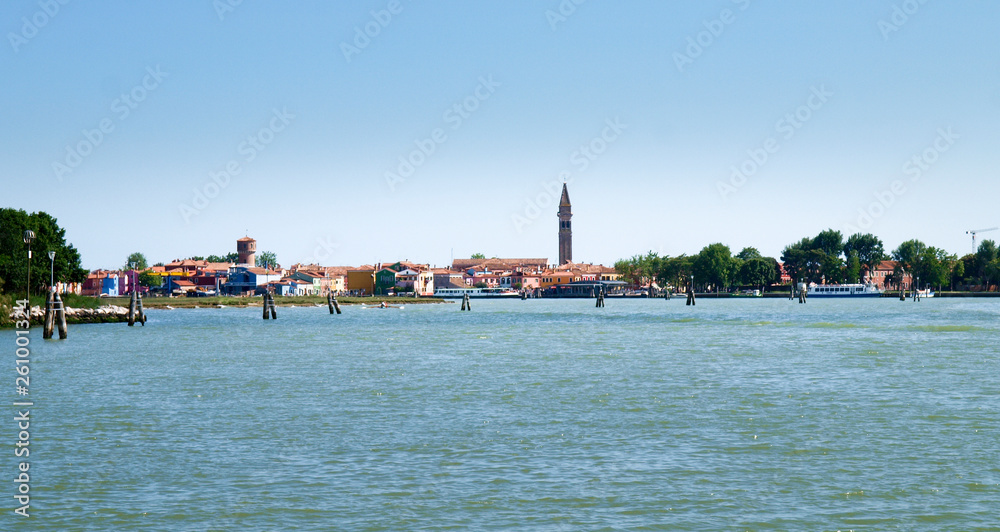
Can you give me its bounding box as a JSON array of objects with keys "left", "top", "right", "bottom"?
[{"left": 558, "top": 183, "right": 572, "bottom": 265}]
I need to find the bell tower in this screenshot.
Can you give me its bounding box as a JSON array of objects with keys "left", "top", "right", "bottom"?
[{"left": 558, "top": 183, "right": 572, "bottom": 265}]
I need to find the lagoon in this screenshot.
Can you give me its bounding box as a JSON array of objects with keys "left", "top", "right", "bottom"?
[{"left": 4, "top": 298, "right": 999, "bottom": 530}]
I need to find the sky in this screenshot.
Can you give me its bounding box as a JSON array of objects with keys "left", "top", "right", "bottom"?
[{"left": 2, "top": 0, "right": 999, "bottom": 270}]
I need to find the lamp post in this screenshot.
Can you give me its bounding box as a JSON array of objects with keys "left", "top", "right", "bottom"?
[
  {"left": 49, "top": 251, "right": 56, "bottom": 290},
  {"left": 130, "top": 262, "right": 137, "bottom": 295},
  {"left": 23, "top": 230, "right": 35, "bottom": 303}
]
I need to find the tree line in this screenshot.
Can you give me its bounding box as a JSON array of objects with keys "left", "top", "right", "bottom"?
[
  {"left": 615, "top": 230, "right": 1000, "bottom": 292},
  {"left": 0, "top": 209, "right": 87, "bottom": 296}
]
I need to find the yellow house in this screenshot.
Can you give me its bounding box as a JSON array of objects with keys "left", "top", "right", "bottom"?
[
  {"left": 539, "top": 270, "right": 579, "bottom": 289},
  {"left": 346, "top": 268, "right": 375, "bottom": 295}
]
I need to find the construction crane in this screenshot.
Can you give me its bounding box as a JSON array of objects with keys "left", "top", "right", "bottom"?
[{"left": 966, "top": 227, "right": 998, "bottom": 253}]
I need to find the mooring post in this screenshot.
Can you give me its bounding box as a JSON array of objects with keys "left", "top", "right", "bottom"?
[
  {"left": 43, "top": 289, "right": 54, "bottom": 339},
  {"left": 327, "top": 293, "right": 334, "bottom": 314},
  {"left": 136, "top": 291, "right": 146, "bottom": 325},
  {"left": 263, "top": 293, "right": 270, "bottom": 320},
  {"left": 270, "top": 293, "right": 277, "bottom": 319},
  {"left": 128, "top": 291, "right": 137, "bottom": 326},
  {"left": 55, "top": 292, "right": 68, "bottom": 339}
]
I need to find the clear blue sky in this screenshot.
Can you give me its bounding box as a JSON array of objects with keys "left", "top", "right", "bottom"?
[{"left": 3, "top": 0, "right": 998, "bottom": 269}]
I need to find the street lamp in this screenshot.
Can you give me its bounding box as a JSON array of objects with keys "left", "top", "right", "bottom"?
[
  {"left": 130, "top": 261, "right": 137, "bottom": 295},
  {"left": 49, "top": 251, "right": 56, "bottom": 289},
  {"left": 23, "top": 230, "right": 35, "bottom": 302}
]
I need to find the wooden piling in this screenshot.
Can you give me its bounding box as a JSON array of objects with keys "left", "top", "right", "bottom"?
[
  {"left": 461, "top": 293, "right": 471, "bottom": 311},
  {"left": 55, "top": 292, "right": 67, "bottom": 339},
  {"left": 686, "top": 286, "right": 696, "bottom": 306},
  {"left": 136, "top": 292, "right": 146, "bottom": 325},
  {"left": 128, "top": 291, "right": 137, "bottom": 326},
  {"left": 262, "top": 292, "right": 277, "bottom": 319},
  {"left": 43, "top": 289, "right": 54, "bottom": 339}
]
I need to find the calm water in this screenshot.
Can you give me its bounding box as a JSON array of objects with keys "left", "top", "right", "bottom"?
[{"left": 4, "top": 298, "right": 1000, "bottom": 530}]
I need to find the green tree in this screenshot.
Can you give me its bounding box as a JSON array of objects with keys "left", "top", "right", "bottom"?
[
  {"left": 257, "top": 251, "right": 278, "bottom": 269},
  {"left": 736, "top": 247, "right": 762, "bottom": 260},
  {"left": 892, "top": 240, "right": 927, "bottom": 272},
  {"left": 693, "top": 243, "right": 735, "bottom": 291},
  {"left": 0, "top": 209, "right": 87, "bottom": 295},
  {"left": 780, "top": 238, "right": 816, "bottom": 283},
  {"left": 812, "top": 229, "right": 844, "bottom": 257},
  {"left": 844, "top": 233, "right": 886, "bottom": 281},
  {"left": 657, "top": 255, "right": 694, "bottom": 290},
  {"left": 738, "top": 257, "right": 777, "bottom": 289},
  {"left": 470, "top": 253, "right": 486, "bottom": 259},
  {"left": 951, "top": 258, "right": 965, "bottom": 290},
  {"left": 188, "top": 256, "right": 205, "bottom": 261},
  {"left": 974, "top": 240, "right": 998, "bottom": 286},
  {"left": 845, "top": 251, "right": 861, "bottom": 284},
  {"left": 918, "top": 247, "right": 953, "bottom": 291},
  {"left": 138, "top": 271, "right": 163, "bottom": 288},
  {"left": 124, "top": 252, "right": 148, "bottom": 270}
]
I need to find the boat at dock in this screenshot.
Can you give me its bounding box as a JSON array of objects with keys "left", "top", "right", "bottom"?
[
  {"left": 806, "top": 283, "right": 882, "bottom": 298},
  {"left": 432, "top": 287, "right": 520, "bottom": 298}
]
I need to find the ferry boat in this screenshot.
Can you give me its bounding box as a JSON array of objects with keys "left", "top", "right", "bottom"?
[
  {"left": 432, "top": 287, "right": 521, "bottom": 298},
  {"left": 806, "top": 283, "right": 882, "bottom": 298}
]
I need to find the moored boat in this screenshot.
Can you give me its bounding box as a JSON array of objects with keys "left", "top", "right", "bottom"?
[
  {"left": 432, "top": 287, "right": 520, "bottom": 298},
  {"left": 806, "top": 283, "right": 882, "bottom": 298}
]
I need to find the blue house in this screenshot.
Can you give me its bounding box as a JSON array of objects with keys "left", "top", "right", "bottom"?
[{"left": 101, "top": 276, "right": 120, "bottom": 297}]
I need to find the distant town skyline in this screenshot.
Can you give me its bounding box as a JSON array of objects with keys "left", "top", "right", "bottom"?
[{"left": 3, "top": 1, "right": 999, "bottom": 269}]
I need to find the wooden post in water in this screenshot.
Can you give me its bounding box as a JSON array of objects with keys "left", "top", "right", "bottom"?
[
  {"left": 461, "top": 293, "right": 471, "bottom": 311},
  {"left": 136, "top": 291, "right": 146, "bottom": 325},
  {"left": 43, "top": 289, "right": 54, "bottom": 339},
  {"left": 328, "top": 293, "right": 342, "bottom": 314},
  {"left": 54, "top": 292, "right": 67, "bottom": 339},
  {"left": 262, "top": 292, "right": 277, "bottom": 319},
  {"left": 128, "top": 291, "right": 137, "bottom": 326}
]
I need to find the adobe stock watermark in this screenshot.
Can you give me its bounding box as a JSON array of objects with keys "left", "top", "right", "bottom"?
[
  {"left": 511, "top": 117, "right": 627, "bottom": 233},
  {"left": 717, "top": 84, "right": 833, "bottom": 199},
  {"left": 673, "top": 0, "right": 751, "bottom": 73},
  {"left": 545, "top": 0, "right": 588, "bottom": 31},
  {"left": 843, "top": 127, "right": 958, "bottom": 233},
  {"left": 341, "top": 0, "right": 411, "bottom": 62},
  {"left": 384, "top": 75, "right": 500, "bottom": 192},
  {"left": 878, "top": 0, "right": 932, "bottom": 41},
  {"left": 178, "top": 108, "right": 295, "bottom": 223},
  {"left": 213, "top": 0, "right": 245, "bottom": 22},
  {"left": 7, "top": 0, "right": 72, "bottom": 53},
  {"left": 52, "top": 65, "right": 169, "bottom": 182}
]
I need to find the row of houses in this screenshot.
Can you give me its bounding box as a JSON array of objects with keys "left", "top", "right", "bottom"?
[
  {"left": 76, "top": 256, "right": 917, "bottom": 298},
  {"left": 75, "top": 257, "right": 623, "bottom": 297}
]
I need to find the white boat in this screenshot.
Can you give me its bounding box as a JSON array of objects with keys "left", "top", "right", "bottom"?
[
  {"left": 916, "top": 289, "right": 935, "bottom": 298},
  {"left": 432, "top": 287, "right": 520, "bottom": 298},
  {"left": 806, "top": 283, "right": 882, "bottom": 298}
]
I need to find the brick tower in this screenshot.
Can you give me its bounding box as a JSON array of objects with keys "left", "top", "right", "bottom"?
[
  {"left": 558, "top": 183, "right": 572, "bottom": 265},
  {"left": 237, "top": 237, "right": 256, "bottom": 267}
]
